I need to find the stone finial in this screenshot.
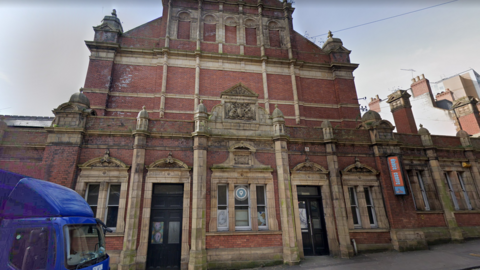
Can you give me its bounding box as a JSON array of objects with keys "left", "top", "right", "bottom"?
[
  {"left": 166, "top": 152, "right": 174, "bottom": 164},
  {"left": 137, "top": 106, "right": 149, "bottom": 119},
  {"left": 101, "top": 149, "right": 111, "bottom": 163},
  {"left": 327, "top": 31, "right": 333, "bottom": 39},
  {"left": 112, "top": 9, "right": 117, "bottom": 17}
]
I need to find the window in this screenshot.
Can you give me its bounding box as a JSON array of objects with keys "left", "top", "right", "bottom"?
[
  {"left": 85, "top": 184, "right": 99, "bottom": 216},
  {"left": 235, "top": 185, "right": 251, "bottom": 230},
  {"left": 177, "top": 12, "right": 191, "bottom": 40},
  {"left": 106, "top": 184, "right": 120, "bottom": 230},
  {"left": 9, "top": 227, "right": 51, "bottom": 270},
  {"left": 417, "top": 172, "right": 430, "bottom": 211},
  {"left": 457, "top": 172, "right": 472, "bottom": 210},
  {"left": 256, "top": 185, "right": 267, "bottom": 230},
  {"left": 444, "top": 173, "right": 460, "bottom": 210},
  {"left": 245, "top": 28, "right": 257, "bottom": 46},
  {"left": 225, "top": 25, "right": 237, "bottom": 44},
  {"left": 216, "top": 184, "right": 269, "bottom": 231},
  {"left": 348, "top": 187, "right": 361, "bottom": 228},
  {"left": 217, "top": 185, "right": 228, "bottom": 231},
  {"left": 364, "top": 187, "right": 377, "bottom": 227}
]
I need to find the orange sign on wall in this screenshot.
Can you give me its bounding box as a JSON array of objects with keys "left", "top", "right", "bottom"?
[{"left": 387, "top": 156, "right": 407, "bottom": 195}]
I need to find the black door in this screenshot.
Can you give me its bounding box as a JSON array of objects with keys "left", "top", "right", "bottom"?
[
  {"left": 147, "top": 184, "right": 183, "bottom": 269},
  {"left": 297, "top": 186, "right": 329, "bottom": 256}
]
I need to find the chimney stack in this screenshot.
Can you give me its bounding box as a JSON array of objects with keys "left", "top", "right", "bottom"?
[
  {"left": 453, "top": 96, "right": 480, "bottom": 135},
  {"left": 368, "top": 94, "right": 381, "bottom": 112},
  {"left": 386, "top": 90, "right": 418, "bottom": 134}
]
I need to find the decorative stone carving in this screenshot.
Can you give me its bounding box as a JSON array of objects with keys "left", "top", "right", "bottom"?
[
  {"left": 225, "top": 102, "right": 256, "bottom": 121},
  {"left": 245, "top": 19, "right": 257, "bottom": 28},
  {"left": 225, "top": 17, "right": 237, "bottom": 26},
  {"left": 212, "top": 141, "right": 272, "bottom": 171},
  {"left": 147, "top": 152, "right": 190, "bottom": 170},
  {"left": 343, "top": 158, "right": 379, "bottom": 175},
  {"left": 204, "top": 15, "right": 216, "bottom": 24},
  {"left": 178, "top": 12, "right": 191, "bottom": 21},
  {"left": 292, "top": 157, "right": 328, "bottom": 173},
  {"left": 79, "top": 150, "right": 129, "bottom": 169},
  {"left": 221, "top": 83, "right": 258, "bottom": 98}
]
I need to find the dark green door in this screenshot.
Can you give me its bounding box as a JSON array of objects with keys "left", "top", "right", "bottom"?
[
  {"left": 297, "top": 186, "right": 329, "bottom": 256},
  {"left": 147, "top": 184, "right": 183, "bottom": 269}
]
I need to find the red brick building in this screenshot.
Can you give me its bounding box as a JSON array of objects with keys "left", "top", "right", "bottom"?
[{"left": 1, "top": 1, "right": 480, "bottom": 270}]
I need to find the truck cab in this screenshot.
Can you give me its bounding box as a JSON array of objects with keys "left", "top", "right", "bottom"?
[{"left": 0, "top": 169, "right": 110, "bottom": 270}]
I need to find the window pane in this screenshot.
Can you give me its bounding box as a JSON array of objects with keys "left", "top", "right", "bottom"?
[
  {"left": 108, "top": 185, "right": 121, "bottom": 205},
  {"left": 235, "top": 207, "right": 249, "bottom": 226},
  {"left": 10, "top": 228, "right": 50, "bottom": 270},
  {"left": 168, "top": 222, "right": 181, "bottom": 244},
  {"left": 351, "top": 206, "right": 359, "bottom": 224},
  {"left": 91, "top": 206, "right": 97, "bottom": 217},
  {"left": 218, "top": 185, "right": 227, "bottom": 205},
  {"left": 86, "top": 184, "right": 99, "bottom": 205},
  {"left": 364, "top": 187, "right": 372, "bottom": 205},
  {"left": 298, "top": 201, "right": 308, "bottom": 230},
  {"left": 256, "top": 186, "right": 265, "bottom": 205},
  {"left": 257, "top": 206, "right": 266, "bottom": 227},
  {"left": 367, "top": 206, "right": 375, "bottom": 225},
  {"left": 106, "top": 206, "right": 119, "bottom": 228}
]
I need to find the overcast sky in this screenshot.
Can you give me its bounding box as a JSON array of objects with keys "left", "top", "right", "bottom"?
[{"left": 1, "top": 0, "right": 479, "bottom": 117}]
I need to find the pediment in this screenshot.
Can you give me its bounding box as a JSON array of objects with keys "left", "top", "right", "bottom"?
[
  {"left": 292, "top": 158, "right": 328, "bottom": 173},
  {"left": 343, "top": 158, "right": 378, "bottom": 175},
  {"left": 147, "top": 152, "right": 190, "bottom": 170},
  {"left": 94, "top": 23, "right": 115, "bottom": 31},
  {"left": 221, "top": 83, "right": 258, "bottom": 98},
  {"left": 79, "top": 150, "right": 129, "bottom": 169}
]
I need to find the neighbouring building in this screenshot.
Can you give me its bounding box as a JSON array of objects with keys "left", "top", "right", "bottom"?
[
  {"left": 369, "top": 69, "right": 480, "bottom": 136},
  {"left": 2, "top": 1, "right": 480, "bottom": 270}
]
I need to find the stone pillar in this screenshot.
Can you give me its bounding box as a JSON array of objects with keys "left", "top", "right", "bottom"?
[
  {"left": 272, "top": 106, "right": 300, "bottom": 265},
  {"left": 262, "top": 60, "right": 270, "bottom": 114},
  {"left": 289, "top": 63, "right": 301, "bottom": 125},
  {"left": 118, "top": 108, "right": 149, "bottom": 270},
  {"left": 194, "top": 54, "right": 201, "bottom": 110},
  {"left": 386, "top": 90, "right": 418, "bottom": 134},
  {"left": 323, "top": 124, "right": 354, "bottom": 258},
  {"left": 189, "top": 102, "right": 208, "bottom": 270},
  {"left": 165, "top": 0, "right": 172, "bottom": 48},
  {"left": 361, "top": 112, "right": 427, "bottom": 251},
  {"left": 419, "top": 126, "right": 463, "bottom": 241},
  {"left": 44, "top": 92, "right": 94, "bottom": 188},
  {"left": 458, "top": 131, "right": 480, "bottom": 198},
  {"left": 160, "top": 53, "right": 169, "bottom": 118},
  {"left": 257, "top": 2, "right": 265, "bottom": 57},
  {"left": 83, "top": 10, "right": 123, "bottom": 116}
]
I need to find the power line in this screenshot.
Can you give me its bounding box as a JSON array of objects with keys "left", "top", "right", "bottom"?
[{"left": 309, "top": 0, "right": 459, "bottom": 38}]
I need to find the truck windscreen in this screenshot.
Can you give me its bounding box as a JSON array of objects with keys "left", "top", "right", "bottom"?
[{"left": 63, "top": 224, "right": 107, "bottom": 269}]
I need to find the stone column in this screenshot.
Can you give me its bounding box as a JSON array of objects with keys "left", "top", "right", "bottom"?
[
  {"left": 272, "top": 106, "right": 300, "bottom": 265},
  {"left": 118, "top": 108, "right": 149, "bottom": 270},
  {"left": 189, "top": 102, "right": 208, "bottom": 270},
  {"left": 324, "top": 142, "right": 354, "bottom": 257},
  {"left": 165, "top": 0, "right": 172, "bottom": 48},
  {"left": 194, "top": 55, "right": 201, "bottom": 110},
  {"left": 289, "top": 63, "right": 300, "bottom": 124},
  {"left": 257, "top": 2, "right": 265, "bottom": 57},
  {"left": 160, "top": 53, "right": 169, "bottom": 118},
  {"left": 262, "top": 60, "right": 270, "bottom": 114},
  {"left": 459, "top": 131, "right": 480, "bottom": 206},
  {"left": 420, "top": 126, "right": 464, "bottom": 242}
]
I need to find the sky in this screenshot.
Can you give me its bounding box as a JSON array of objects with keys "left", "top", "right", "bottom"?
[{"left": 0, "top": 0, "right": 479, "bottom": 117}]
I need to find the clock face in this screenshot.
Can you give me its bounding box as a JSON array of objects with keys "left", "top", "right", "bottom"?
[{"left": 234, "top": 186, "right": 248, "bottom": 201}]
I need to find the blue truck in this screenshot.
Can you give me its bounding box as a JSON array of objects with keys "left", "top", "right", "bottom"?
[{"left": 0, "top": 169, "right": 111, "bottom": 270}]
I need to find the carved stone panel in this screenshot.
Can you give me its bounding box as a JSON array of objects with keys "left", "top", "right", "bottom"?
[{"left": 225, "top": 102, "right": 256, "bottom": 121}]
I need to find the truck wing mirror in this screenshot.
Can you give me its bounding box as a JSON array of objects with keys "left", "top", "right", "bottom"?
[{"left": 95, "top": 218, "right": 113, "bottom": 234}]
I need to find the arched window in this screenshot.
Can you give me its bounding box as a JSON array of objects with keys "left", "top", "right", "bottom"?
[
  {"left": 203, "top": 15, "right": 216, "bottom": 42},
  {"left": 177, "top": 12, "right": 191, "bottom": 40},
  {"left": 225, "top": 17, "right": 237, "bottom": 44},
  {"left": 268, "top": 21, "right": 281, "bottom": 48},
  {"left": 244, "top": 19, "right": 257, "bottom": 46}
]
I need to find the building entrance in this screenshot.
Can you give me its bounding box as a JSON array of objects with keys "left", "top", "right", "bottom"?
[
  {"left": 147, "top": 184, "right": 183, "bottom": 269},
  {"left": 297, "top": 186, "right": 329, "bottom": 256}
]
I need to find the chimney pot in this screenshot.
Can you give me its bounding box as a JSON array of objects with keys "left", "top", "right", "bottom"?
[
  {"left": 416, "top": 76, "right": 421, "bottom": 81},
  {"left": 421, "top": 74, "right": 425, "bottom": 80}
]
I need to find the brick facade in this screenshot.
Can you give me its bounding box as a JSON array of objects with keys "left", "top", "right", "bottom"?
[{"left": 1, "top": 1, "right": 480, "bottom": 270}]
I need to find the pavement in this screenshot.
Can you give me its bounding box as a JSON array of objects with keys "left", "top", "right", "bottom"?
[{"left": 246, "top": 240, "right": 480, "bottom": 270}]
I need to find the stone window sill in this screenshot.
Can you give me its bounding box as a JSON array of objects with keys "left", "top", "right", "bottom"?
[
  {"left": 349, "top": 228, "right": 390, "bottom": 233},
  {"left": 206, "top": 230, "right": 282, "bottom": 236},
  {"left": 454, "top": 210, "right": 480, "bottom": 214},
  {"left": 106, "top": 232, "right": 125, "bottom": 237},
  {"left": 416, "top": 210, "right": 444, "bottom": 214}
]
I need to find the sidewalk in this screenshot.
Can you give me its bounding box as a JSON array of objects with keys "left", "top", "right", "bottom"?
[{"left": 247, "top": 240, "right": 480, "bottom": 270}]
